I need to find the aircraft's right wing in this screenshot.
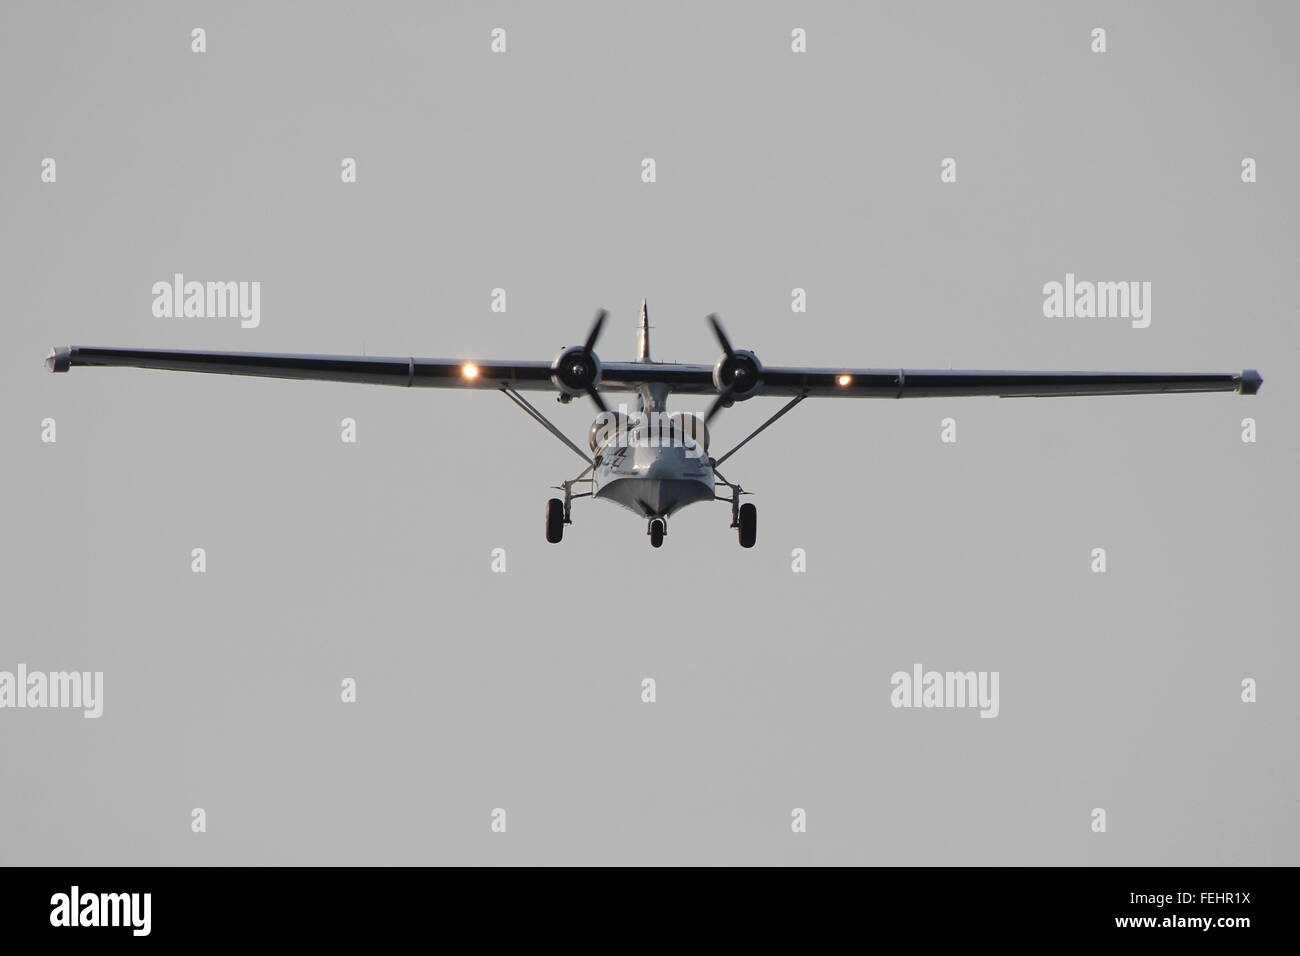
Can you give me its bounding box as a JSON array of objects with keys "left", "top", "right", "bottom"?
[{"left": 46, "top": 346, "right": 562, "bottom": 390}]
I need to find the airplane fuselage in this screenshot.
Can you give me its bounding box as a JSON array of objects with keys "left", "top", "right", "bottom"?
[{"left": 592, "top": 427, "right": 714, "bottom": 519}]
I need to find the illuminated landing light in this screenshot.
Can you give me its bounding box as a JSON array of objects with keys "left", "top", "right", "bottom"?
[
  {"left": 837, "top": 374, "right": 853, "bottom": 386},
  {"left": 462, "top": 363, "right": 479, "bottom": 379}
]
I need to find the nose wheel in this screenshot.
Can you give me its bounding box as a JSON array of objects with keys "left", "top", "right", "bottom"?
[{"left": 648, "top": 518, "right": 666, "bottom": 548}]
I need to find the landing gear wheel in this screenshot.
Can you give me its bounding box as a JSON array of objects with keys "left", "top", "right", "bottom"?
[
  {"left": 649, "top": 518, "right": 665, "bottom": 549},
  {"left": 737, "top": 502, "right": 757, "bottom": 549},
  {"left": 546, "top": 498, "right": 565, "bottom": 544}
]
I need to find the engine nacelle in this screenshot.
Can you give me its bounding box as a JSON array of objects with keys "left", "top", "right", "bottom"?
[
  {"left": 712, "top": 348, "right": 763, "bottom": 400},
  {"left": 550, "top": 346, "right": 603, "bottom": 396}
]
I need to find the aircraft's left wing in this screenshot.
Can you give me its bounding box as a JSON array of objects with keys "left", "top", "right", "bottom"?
[{"left": 755, "top": 367, "right": 1263, "bottom": 398}]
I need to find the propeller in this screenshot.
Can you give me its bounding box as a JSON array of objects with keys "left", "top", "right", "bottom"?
[
  {"left": 704, "top": 313, "right": 763, "bottom": 424},
  {"left": 579, "top": 309, "right": 608, "bottom": 412},
  {"left": 551, "top": 309, "right": 609, "bottom": 413}
]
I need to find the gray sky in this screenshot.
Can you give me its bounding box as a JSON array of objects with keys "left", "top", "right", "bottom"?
[{"left": 1, "top": 0, "right": 1296, "bottom": 865}]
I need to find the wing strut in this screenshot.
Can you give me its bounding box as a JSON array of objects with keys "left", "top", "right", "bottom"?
[
  {"left": 713, "top": 392, "right": 808, "bottom": 468},
  {"left": 501, "top": 387, "right": 593, "bottom": 465}
]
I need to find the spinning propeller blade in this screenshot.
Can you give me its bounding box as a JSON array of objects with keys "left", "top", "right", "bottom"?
[
  {"left": 586, "top": 385, "right": 610, "bottom": 414},
  {"left": 707, "top": 313, "right": 734, "bottom": 358},
  {"left": 704, "top": 391, "right": 731, "bottom": 425},
  {"left": 584, "top": 309, "right": 607, "bottom": 354},
  {"left": 704, "top": 313, "right": 738, "bottom": 424},
  {"left": 575, "top": 308, "right": 609, "bottom": 412}
]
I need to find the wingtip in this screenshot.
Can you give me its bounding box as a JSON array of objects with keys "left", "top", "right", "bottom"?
[
  {"left": 1239, "top": 369, "right": 1262, "bottom": 395},
  {"left": 45, "top": 347, "right": 71, "bottom": 373}
]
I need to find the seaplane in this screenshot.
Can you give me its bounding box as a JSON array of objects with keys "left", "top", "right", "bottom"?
[{"left": 46, "top": 303, "right": 1261, "bottom": 549}]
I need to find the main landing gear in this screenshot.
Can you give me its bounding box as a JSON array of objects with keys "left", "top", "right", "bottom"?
[
  {"left": 545, "top": 467, "right": 593, "bottom": 545},
  {"left": 713, "top": 463, "right": 757, "bottom": 549}
]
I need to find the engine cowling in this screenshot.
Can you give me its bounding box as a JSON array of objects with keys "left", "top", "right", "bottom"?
[
  {"left": 550, "top": 346, "right": 603, "bottom": 397},
  {"left": 712, "top": 348, "right": 763, "bottom": 400}
]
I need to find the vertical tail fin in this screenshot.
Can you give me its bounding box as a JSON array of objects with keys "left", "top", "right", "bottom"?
[{"left": 638, "top": 299, "right": 652, "bottom": 362}]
